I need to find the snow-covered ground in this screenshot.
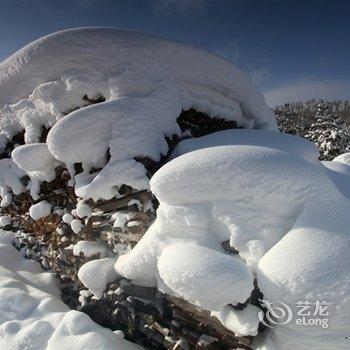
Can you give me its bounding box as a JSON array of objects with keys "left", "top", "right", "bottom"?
[
  {"left": 0, "top": 27, "right": 349, "bottom": 349},
  {"left": 0, "top": 230, "right": 141, "bottom": 349}
]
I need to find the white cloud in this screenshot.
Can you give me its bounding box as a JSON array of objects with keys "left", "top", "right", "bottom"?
[{"left": 263, "top": 79, "right": 350, "bottom": 107}]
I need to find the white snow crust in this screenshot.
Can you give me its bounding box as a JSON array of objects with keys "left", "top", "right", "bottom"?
[
  {"left": 0, "top": 27, "right": 275, "bottom": 202},
  {"left": 0, "top": 230, "right": 141, "bottom": 349}
]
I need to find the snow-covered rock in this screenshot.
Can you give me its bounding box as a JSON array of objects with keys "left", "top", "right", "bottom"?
[
  {"left": 0, "top": 27, "right": 275, "bottom": 201},
  {"left": 158, "top": 242, "right": 254, "bottom": 310},
  {"left": 12, "top": 143, "right": 57, "bottom": 199},
  {"left": 0, "top": 158, "right": 25, "bottom": 207},
  {"left": 0, "top": 215, "right": 11, "bottom": 227},
  {"left": 76, "top": 200, "right": 92, "bottom": 218},
  {"left": 12, "top": 143, "right": 56, "bottom": 182},
  {"left": 73, "top": 240, "right": 108, "bottom": 258},
  {"left": 151, "top": 145, "right": 322, "bottom": 270},
  {"left": 78, "top": 257, "right": 118, "bottom": 299},
  {"left": 62, "top": 213, "right": 74, "bottom": 224},
  {"left": 29, "top": 200, "right": 52, "bottom": 220},
  {"left": 70, "top": 219, "right": 84, "bottom": 234}
]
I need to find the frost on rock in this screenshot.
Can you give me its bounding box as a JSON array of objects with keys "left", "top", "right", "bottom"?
[
  {"left": 29, "top": 200, "right": 52, "bottom": 220},
  {"left": 0, "top": 27, "right": 275, "bottom": 203}
]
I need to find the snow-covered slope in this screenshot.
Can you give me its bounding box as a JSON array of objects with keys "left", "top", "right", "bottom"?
[
  {"left": 0, "top": 27, "right": 275, "bottom": 202},
  {"left": 0, "top": 230, "right": 141, "bottom": 350}
]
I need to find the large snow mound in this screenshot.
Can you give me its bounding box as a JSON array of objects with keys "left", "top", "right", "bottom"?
[
  {"left": 0, "top": 230, "right": 141, "bottom": 349},
  {"left": 149, "top": 145, "right": 322, "bottom": 269},
  {"left": 114, "top": 133, "right": 350, "bottom": 345},
  {"left": 0, "top": 27, "right": 275, "bottom": 201}
]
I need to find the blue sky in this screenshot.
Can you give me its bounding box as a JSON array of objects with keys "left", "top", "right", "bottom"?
[{"left": 0, "top": 0, "right": 349, "bottom": 106}]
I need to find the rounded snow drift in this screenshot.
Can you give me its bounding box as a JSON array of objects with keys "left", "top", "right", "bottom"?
[{"left": 158, "top": 242, "right": 254, "bottom": 311}]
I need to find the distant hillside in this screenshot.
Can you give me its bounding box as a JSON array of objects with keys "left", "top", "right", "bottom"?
[{"left": 275, "top": 99, "right": 350, "bottom": 159}]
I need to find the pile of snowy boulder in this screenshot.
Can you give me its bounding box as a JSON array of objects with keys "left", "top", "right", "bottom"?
[{"left": 0, "top": 28, "right": 349, "bottom": 349}]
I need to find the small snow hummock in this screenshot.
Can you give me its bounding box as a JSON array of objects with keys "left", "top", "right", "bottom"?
[
  {"left": 0, "top": 215, "right": 11, "bottom": 227},
  {"left": 73, "top": 240, "right": 108, "bottom": 258},
  {"left": 78, "top": 257, "right": 118, "bottom": 299},
  {"left": 70, "top": 219, "right": 84, "bottom": 234},
  {"left": 29, "top": 200, "right": 52, "bottom": 220},
  {"left": 0, "top": 158, "right": 25, "bottom": 207},
  {"left": 62, "top": 213, "right": 74, "bottom": 224},
  {"left": 76, "top": 200, "right": 92, "bottom": 218}
]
